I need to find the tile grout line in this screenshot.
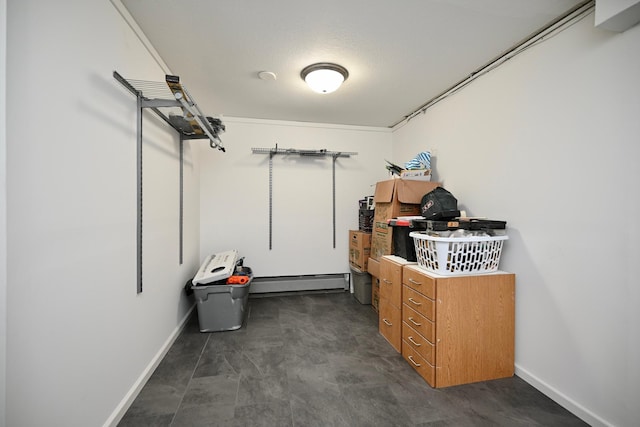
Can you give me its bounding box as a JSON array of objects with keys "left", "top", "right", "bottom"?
[
  {"left": 233, "top": 303, "right": 251, "bottom": 411},
  {"left": 272, "top": 301, "right": 296, "bottom": 427},
  {"left": 169, "top": 330, "right": 212, "bottom": 426}
]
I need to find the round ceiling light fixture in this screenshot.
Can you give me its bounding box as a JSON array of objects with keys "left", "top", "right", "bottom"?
[{"left": 300, "top": 63, "right": 349, "bottom": 94}]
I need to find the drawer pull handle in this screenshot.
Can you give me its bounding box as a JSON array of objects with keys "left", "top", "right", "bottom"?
[
  {"left": 383, "top": 319, "right": 392, "bottom": 326},
  {"left": 408, "top": 355, "right": 421, "bottom": 367},
  {"left": 408, "top": 278, "right": 422, "bottom": 285},
  {"left": 382, "top": 279, "right": 392, "bottom": 284},
  {"left": 408, "top": 297, "right": 422, "bottom": 306},
  {"left": 408, "top": 317, "right": 422, "bottom": 326},
  {"left": 408, "top": 336, "right": 421, "bottom": 346}
]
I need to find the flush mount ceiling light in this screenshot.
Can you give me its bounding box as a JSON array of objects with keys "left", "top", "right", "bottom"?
[{"left": 300, "top": 63, "right": 349, "bottom": 94}]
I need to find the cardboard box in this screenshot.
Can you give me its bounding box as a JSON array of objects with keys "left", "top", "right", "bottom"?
[
  {"left": 371, "top": 276, "right": 380, "bottom": 313},
  {"left": 367, "top": 257, "right": 380, "bottom": 312},
  {"left": 400, "top": 169, "right": 432, "bottom": 181},
  {"left": 349, "top": 230, "right": 371, "bottom": 271},
  {"left": 370, "top": 179, "right": 440, "bottom": 259}
]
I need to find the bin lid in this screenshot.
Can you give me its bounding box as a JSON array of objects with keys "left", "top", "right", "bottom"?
[
  {"left": 350, "top": 265, "right": 364, "bottom": 274},
  {"left": 192, "top": 250, "right": 239, "bottom": 285},
  {"left": 388, "top": 216, "right": 423, "bottom": 227}
]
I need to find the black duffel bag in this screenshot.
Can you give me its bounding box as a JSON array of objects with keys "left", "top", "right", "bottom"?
[{"left": 420, "top": 187, "right": 460, "bottom": 219}]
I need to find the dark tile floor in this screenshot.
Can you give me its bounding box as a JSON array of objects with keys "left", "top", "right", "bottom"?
[{"left": 118, "top": 291, "right": 588, "bottom": 427}]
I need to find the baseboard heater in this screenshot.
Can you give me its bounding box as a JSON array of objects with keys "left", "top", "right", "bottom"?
[{"left": 250, "top": 274, "right": 349, "bottom": 294}]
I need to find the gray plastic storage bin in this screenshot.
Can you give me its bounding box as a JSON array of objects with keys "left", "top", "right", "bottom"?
[
  {"left": 350, "top": 266, "right": 372, "bottom": 305},
  {"left": 192, "top": 270, "right": 253, "bottom": 332}
]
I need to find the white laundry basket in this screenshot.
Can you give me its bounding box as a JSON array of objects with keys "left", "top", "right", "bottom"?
[{"left": 410, "top": 231, "right": 508, "bottom": 276}]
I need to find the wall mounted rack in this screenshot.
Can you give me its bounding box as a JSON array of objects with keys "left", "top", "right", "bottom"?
[
  {"left": 114, "top": 71, "right": 225, "bottom": 293},
  {"left": 251, "top": 146, "right": 357, "bottom": 250}
]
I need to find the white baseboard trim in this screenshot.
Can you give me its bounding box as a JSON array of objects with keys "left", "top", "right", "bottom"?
[
  {"left": 103, "top": 304, "right": 196, "bottom": 427},
  {"left": 515, "top": 364, "right": 612, "bottom": 427},
  {"left": 249, "top": 274, "right": 349, "bottom": 294}
]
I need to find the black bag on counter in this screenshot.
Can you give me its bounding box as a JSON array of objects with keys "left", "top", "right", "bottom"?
[{"left": 420, "top": 187, "right": 460, "bottom": 219}]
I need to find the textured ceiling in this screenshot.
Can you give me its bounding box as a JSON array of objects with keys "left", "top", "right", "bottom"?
[{"left": 120, "top": 0, "right": 586, "bottom": 127}]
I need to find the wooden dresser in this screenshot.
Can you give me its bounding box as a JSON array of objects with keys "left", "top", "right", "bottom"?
[
  {"left": 401, "top": 265, "right": 515, "bottom": 388},
  {"left": 378, "top": 256, "right": 414, "bottom": 352}
]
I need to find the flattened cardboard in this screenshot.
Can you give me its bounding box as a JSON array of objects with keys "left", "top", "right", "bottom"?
[
  {"left": 371, "top": 276, "right": 380, "bottom": 313},
  {"left": 368, "top": 257, "right": 380, "bottom": 313}
]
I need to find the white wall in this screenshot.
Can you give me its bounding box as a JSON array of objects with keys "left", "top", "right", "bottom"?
[
  {"left": 198, "top": 117, "right": 391, "bottom": 278},
  {"left": 392, "top": 12, "right": 640, "bottom": 427},
  {"left": 1, "top": 0, "right": 7, "bottom": 426},
  {"left": 6, "top": 1, "right": 200, "bottom": 426},
  {"left": 595, "top": 0, "right": 640, "bottom": 31}
]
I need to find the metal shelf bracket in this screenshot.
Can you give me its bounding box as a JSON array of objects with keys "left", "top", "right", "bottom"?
[{"left": 251, "top": 146, "right": 357, "bottom": 250}]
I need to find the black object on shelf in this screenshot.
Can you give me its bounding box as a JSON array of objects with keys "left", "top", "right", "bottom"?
[
  {"left": 359, "top": 208, "right": 374, "bottom": 232},
  {"left": 412, "top": 218, "right": 506, "bottom": 232},
  {"left": 387, "top": 219, "right": 421, "bottom": 262}
]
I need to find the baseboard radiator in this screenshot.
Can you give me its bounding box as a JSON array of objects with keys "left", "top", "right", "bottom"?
[{"left": 250, "top": 273, "right": 349, "bottom": 294}]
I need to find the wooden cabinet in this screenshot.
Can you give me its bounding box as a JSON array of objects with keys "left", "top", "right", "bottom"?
[
  {"left": 378, "top": 256, "right": 414, "bottom": 352},
  {"left": 401, "top": 265, "right": 515, "bottom": 388}
]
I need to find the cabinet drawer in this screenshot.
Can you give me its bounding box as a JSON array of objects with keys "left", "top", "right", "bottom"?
[
  {"left": 379, "top": 276, "right": 402, "bottom": 308},
  {"left": 403, "top": 266, "right": 435, "bottom": 298},
  {"left": 402, "top": 341, "right": 435, "bottom": 387},
  {"left": 403, "top": 285, "right": 435, "bottom": 320},
  {"left": 379, "top": 299, "right": 401, "bottom": 352},
  {"left": 402, "top": 304, "right": 435, "bottom": 343},
  {"left": 402, "top": 322, "right": 435, "bottom": 365},
  {"left": 379, "top": 259, "right": 402, "bottom": 308}
]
